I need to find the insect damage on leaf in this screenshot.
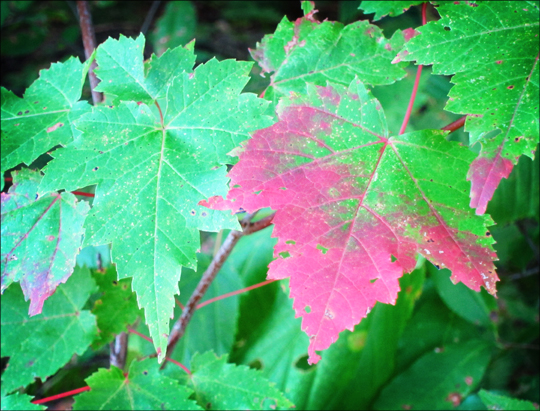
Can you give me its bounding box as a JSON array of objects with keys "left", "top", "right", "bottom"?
[{"left": 202, "top": 79, "right": 498, "bottom": 364}]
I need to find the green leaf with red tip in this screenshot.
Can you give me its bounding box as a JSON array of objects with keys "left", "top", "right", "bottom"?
[
  {"left": 202, "top": 79, "right": 498, "bottom": 364},
  {"left": 72, "top": 359, "right": 202, "bottom": 411},
  {"left": 1, "top": 169, "right": 89, "bottom": 314},
  {"left": 396, "top": 1, "right": 539, "bottom": 215},
  {"left": 0, "top": 56, "right": 92, "bottom": 187},
  {"left": 1, "top": 266, "right": 97, "bottom": 395},
  {"left": 38, "top": 33, "right": 273, "bottom": 362},
  {"left": 250, "top": 13, "right": 408, "bottom": 106}
]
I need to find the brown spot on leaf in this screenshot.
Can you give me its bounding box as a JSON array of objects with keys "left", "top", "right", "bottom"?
[{"left": 507, "top": 85, "right": 514, "bottom": 89}]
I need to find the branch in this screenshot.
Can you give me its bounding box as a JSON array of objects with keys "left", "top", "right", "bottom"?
[
  {"left": 109, "top": 332, "right": 128, "bottom": 370},
  {"left": 76, "top": 1, "right": 102, "bottom": 104},
  {"left": 161, "top": 211, "right": 276, "bottom": 369},
  {"left": 442, "top": 115, "right": 467, "bottom": 133}
]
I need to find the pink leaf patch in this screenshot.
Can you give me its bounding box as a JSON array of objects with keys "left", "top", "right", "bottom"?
[
  {"left": 46, "top": 122, "right": 64, "bottom": 133},
  {"left": 203, "top": 80, "right": 498, "bottom": 364},
  {"left": 468, "top": 154, "right": 514, "bottom": 215}
]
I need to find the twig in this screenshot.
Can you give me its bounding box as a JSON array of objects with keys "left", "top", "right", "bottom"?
[
  {"left": 109, "top": 332, "right": 128, "bottom": 370},
  {"left": 140, "top": 1, "right": 162, "bottom": 35},
  {"left": 507, "top": 266, "right": 539, "bottom": 281},
  {"left": 161, "top": 211, "right": 276, "bottom": 369},
  {"left": 442, "top": 115, "right": 467, "bottom": 134},
  {"left": 76, "top": 1, "right": 102, "bottom": 104}
]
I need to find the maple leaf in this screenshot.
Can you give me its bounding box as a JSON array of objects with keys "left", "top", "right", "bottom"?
[
  {"left": 1, "top": 57, "right": 92, "bottom": 188},
  {"left": 1, "top": 169, "right": 89, "bottom": 315},
  {"left": 38, "top": 34, "right": 272, "bottom": 361},
  {"left": 359, "top": 1, "right": 426, "bottom": 21},
  {"left": 72, "top": 359, "right": 201, "bottom": 411},
  {"left": 189, "top": 351, "right": 294, "bottom": 410},
  {"left": 396, "top": 1, "right": 540, "bottom": 214},
  {"left": 1, "top": 266, "right": 97, "bottom": 394},
  {"left": 250, "top": 11, "right": 408, "bottom": 104},
  {"left": 202, "top": 79, "right": 498, "bottom": 364},
  {"left": 91, "top": 265, "right": 143, "bottom": 349}
]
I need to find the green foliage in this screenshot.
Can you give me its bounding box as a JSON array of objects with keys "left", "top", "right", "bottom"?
[
  {"left": 1, "top": 57, "right": 92, "bottom": 187},
  {"left": 37, "top": 33, "right": 272, "bottom": 361},
  {"left": 0, "top": 393, "right": 44, "bottom": 411},
  {"left": 374, "top": 340, "right": 492, "bottom": 410},
  {"left": 91, "top": 265, "right": 143, "bottom": 348},
  {"left": 150, "top": 1, "right": 196, "bottom": 57},
  {"left": 73, "top": 359, "right": 202, "bottom": 411},
  {"left": 360, "top": 1, "right": 426, "bottom": 20},
  {"left": 478, "top": 389, "right": 537, "bottom": 411},
  {"left": 189, "top": 351, "right": 293, "bottom": 410},
  {"left": 1, "top": 169, "right": 89, "bottom": 314},
  {"left": 0, "top": 266, "right": 97, "bottom": 395},
  {"left": 1, "top": 1, "right": 538, "bottom": 410}
]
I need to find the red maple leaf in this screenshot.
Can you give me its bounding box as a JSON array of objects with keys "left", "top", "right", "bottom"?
[{"left": 202, "top": 80, "right": 498, "bottom": 364}]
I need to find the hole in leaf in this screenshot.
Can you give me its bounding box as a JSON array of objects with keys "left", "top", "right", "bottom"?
[
  {"left": 370, "top": 278, "right": 378, "bottom": 284},
  {"left": 390, "top": 255, "right": 397, "bottom": 262},
  {"left": 279, "top": 251, "right": 290, "bottom": 259},
  {"left": 254, "top": 190, "right": 263, "bottom": 195},
  {"left": 294, "top": 354, "right": 315, "bottom": 371},
  {"left": 248, "top": 359, "right": 263, "bottom": 370},
  {"left": 304, "top": 306, "right": 311, "bottom": 313},
  {"left": 316, "top": 244, "right": 329, "bottom": 254},
  {"left": 285, "top": 240, "right": 296, "bottom": 245}
]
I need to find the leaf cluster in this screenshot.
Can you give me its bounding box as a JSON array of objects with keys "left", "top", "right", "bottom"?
[{"left": 1, "top": 1, "right": 538, "bottom": 410}]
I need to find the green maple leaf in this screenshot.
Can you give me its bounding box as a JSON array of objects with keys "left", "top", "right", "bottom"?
[
  {"left": 1, "top": 56, "right": 92, "bottom": 188},
  {"left": 0, "top": 393, "right": 44, "bottom": 411},
  {"left": 359, "top": 1, "right": 426, "bottom": 21},
  {"left": 72, "top": 359, "right": 202, "bottom": 411},
  {"left": 0, "top": 266, "right": 97, "bottom": 395},
  {"left": 397, "top": 1, "right": 539, "bottom": 214},
  {"left": 91, "top": 265, "right": 143, "bottom": 349},
  {"left": 250, "top": 12, "right": 408, "bottom": 105},
  {"left": 1, "top": 169, "right": 89, "bottom": 315},
  {"left": 189, "top": 351, "right": 294, "bottom": 410},
  {"left": 38, "top": 34, "right": 272, "bottom": 361}
]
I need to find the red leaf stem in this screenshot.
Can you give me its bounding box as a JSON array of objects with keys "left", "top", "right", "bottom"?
[
  {"left": 32, "top": 386, "right": 91, "bottom": 405},
  {"left": 72, "top": 191, "right": 95, "bottom": 197},
  {"left": 442, "top": 115, "right": 467, "bottom": 133},
  {"left": 127, "top": 327, "right": 192, "bottom": 375},
  {"left": 196, "top": 279, "right": 278, "bottom": 309},
  {"left": 398, "top": 3, "right": 427, "bottom": 135},
  {"left": 3, "top": 178, "right": 95, "bottom": 198}
]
